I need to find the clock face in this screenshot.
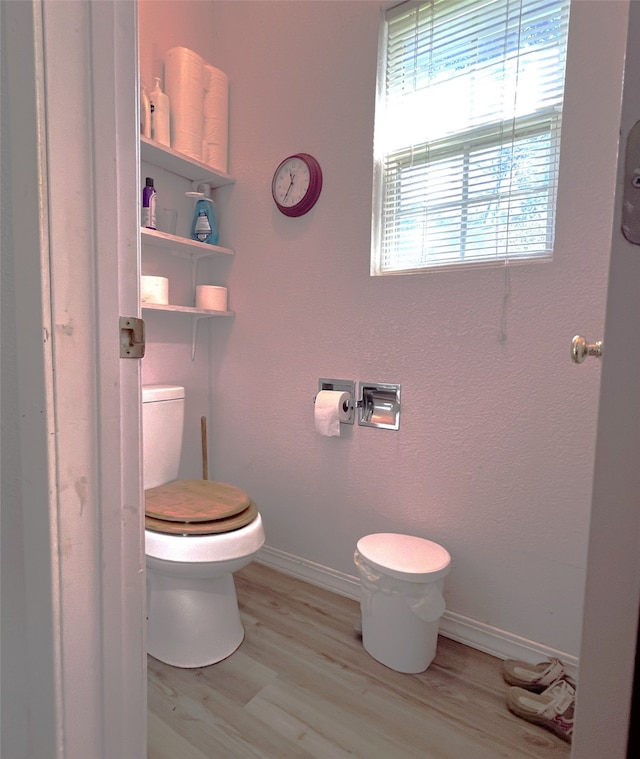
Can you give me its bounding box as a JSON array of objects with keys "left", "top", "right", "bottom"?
[{"left": 272, "top": 153, "right": 322, "bottom": 217}]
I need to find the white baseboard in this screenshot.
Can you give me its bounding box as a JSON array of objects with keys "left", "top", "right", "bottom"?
[
  {"left": 438, "top": 611, "right": 578, "bottom": 674},
  {"left": 256, "top": 545, "right": 578, "bottom": 674},
  {"left": 257, "top": 545, "right": 362, "bottom": 599}
]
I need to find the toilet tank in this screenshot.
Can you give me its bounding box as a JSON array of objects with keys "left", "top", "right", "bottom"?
[{"left": 142, "top": 384, "right": 185, "bottom": 489}]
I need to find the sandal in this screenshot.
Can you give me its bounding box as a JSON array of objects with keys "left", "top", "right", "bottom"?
[
  {"left": 502, "top": 657, "right": 565, "bottom": 692},
  {"left": 506, "top": 678, "right": 575, "bottom": 743}
]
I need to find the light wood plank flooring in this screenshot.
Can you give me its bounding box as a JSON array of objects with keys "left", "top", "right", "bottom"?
[{"left": 148, "top": 563, "right": 570, "bottom": 759}]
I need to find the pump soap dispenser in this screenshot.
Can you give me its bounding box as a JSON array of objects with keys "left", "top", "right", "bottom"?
[{"left": 189, "top": 185, "right": 219, "bottom": 246}]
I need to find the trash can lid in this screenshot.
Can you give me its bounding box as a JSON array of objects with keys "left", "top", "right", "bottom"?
[{"left": 356, "top": 533, "right": 451, "bottom": 582}]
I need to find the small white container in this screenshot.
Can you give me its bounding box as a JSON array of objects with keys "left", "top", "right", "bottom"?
[
  {"left": 354, "top": 533, "right": 451, "bottom": 673},
  {"left": 195, "top": 285, "right": 227, "bottom": 312},
  {"left": 141, "top": 275, "right": 169, "bottom": 305}
]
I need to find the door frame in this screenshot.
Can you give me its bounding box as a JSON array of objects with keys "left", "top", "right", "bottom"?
[
  {"left": 7, "top": 1, "right": 146, "bottom": 755},
  {"left": 6, "top": 0, "right": 639, "bottom": 756}
]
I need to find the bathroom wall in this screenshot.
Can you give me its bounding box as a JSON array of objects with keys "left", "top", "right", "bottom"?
[{"left": 139, "top": 0, "right": 626, "bottom": 660}]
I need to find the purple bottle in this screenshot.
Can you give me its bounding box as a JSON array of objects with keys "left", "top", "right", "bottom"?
[{"left": 142, "top": 177, "right": 157, "bottom": 229}]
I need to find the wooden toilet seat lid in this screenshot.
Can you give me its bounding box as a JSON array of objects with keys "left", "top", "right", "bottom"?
[
  {"left": 145, "top": 500, "right": 258, "bottom": 535},
  {"left": 145, "top": 479, "right": 251, "bottom": 522}
]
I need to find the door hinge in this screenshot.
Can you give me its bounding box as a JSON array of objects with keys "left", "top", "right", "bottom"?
[{"left": 120, "top": 316, "right": 145, "bottom": 358}]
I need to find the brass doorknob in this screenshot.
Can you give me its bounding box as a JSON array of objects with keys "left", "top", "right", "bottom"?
[{"left": 571, "top": 335, "right": 603, "bottom": 364}]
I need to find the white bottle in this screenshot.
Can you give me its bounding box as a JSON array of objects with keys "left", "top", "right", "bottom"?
[
  {"left": 140, "top": 84, "right": 151, "bottom": 138},
  {"left": 150, "top": 77, "right": 170, "bottom": 147}
]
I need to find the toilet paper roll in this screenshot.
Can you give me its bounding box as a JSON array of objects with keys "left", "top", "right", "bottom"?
[
  {"left": 141, "top": 275, "right": 169, "bottom": 305},
  {"left": 204, "top": 65, "right": 229, "bottom": 117},
  {"left": 206, "top": 143, "right": 228, "bottom": 173},
  {"left": 314, "top": 390, "right": 350, "bottom": 437},
  {"left": 195, "top": 285, "right": 228, "bottom": 311},
  {"left": 164, "top": 47, "right": 205, "bottom": 160},
  {"left": 203, "top": 64, "right": 229, "bottom": 172}
]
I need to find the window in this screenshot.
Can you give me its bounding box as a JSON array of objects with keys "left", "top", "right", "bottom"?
[{"left": 371, "top": 0, "right": 571, "bottom": 274}]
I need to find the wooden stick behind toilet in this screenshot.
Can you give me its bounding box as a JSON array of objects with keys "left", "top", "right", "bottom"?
[{"left": 201, "top": 416, "right": 208, "bottom": 481}]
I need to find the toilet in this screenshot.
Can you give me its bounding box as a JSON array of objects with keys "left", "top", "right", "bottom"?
[{"left": 142, "top": 384, "right": 265, "bottom": 668}]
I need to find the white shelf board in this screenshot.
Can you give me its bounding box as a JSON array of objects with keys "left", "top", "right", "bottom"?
[
  {"left": 140, "top": 136, "right": 235, "bottom": 187},
  {"left": 141, "top": 303, "right": 234, "bottom": 317},
  {"left": 141, "top": 228, "right": 234, "bottom": 259}
]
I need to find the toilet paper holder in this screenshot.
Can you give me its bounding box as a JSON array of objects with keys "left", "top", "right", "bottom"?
[
  {"left": 316, "top": 379, "right": 356, "bottom": 425},
  {"left": 315, "top": 379, "right": 401, "bottom": 430},
  {"left": 357, "top": 382, "right": 401, "bottom": 430}
]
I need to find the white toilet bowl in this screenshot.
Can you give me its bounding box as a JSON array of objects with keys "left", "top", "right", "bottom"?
[{"left": 146, "top": 513, "right": 264, "bottom": 668}]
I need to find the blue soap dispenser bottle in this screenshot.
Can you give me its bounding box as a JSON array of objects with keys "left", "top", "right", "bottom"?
[{"left": 191, "top": 197, "right": 219, "bottom": 246}]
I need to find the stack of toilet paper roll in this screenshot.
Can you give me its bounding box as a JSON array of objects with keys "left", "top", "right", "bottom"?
[
  {"left": 195, "top": 285, "right": 227, "bottom": 312},
  {"left": 203, "top": 65, "right": 229, "bottom": 173},
  {"left": 164, "top": 47, "right": 205, "bottom": 161},
  {"left": 163, "top": 47, "right": 229, "bottom": 172}
]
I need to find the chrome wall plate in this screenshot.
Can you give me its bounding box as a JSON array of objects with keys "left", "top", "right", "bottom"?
[{"left": 357, "top": 382, "right": 401, "bottom": 430}]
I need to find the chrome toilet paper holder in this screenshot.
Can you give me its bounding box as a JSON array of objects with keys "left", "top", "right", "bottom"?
[
  {"left": 315, "top": 379, "right": 401, "bottom": 430},
  {"left": 357, "top": 382, "right": 401, "bottom": 430},
  {"left": 316, "top": 378, "right": 356, "bottom": 425}
]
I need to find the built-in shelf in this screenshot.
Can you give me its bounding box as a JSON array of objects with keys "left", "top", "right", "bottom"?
[
  {"left": 141, "top": 227, "right": 234, "bottom": 259},
  {"left": 140, "top": 137, "right": 236, "bottom": 360},
  {"left": 141, "top": 302, "right": 234, "bottom": 360},
  {"left": 141, "top": 303, "right": 234, "bottom": 317},
  {"left": 140, "top": 136, "right": 235, "bottom": 187}
]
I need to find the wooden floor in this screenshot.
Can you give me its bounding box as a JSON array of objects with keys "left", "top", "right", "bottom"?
[{"left": 148, "top": 563, "right": 570, "bottom": 759}]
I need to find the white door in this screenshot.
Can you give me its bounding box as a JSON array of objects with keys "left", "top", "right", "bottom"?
[{"left": 571, "top": 2, "right": 640, "bottom": 757}]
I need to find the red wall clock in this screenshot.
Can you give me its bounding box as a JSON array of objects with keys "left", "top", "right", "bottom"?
[{"left": 271, "top": 153, "right": 323, "bottom": 217}]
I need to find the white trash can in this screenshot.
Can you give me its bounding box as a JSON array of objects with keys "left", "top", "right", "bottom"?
[{"left": 354, "top": 533, "right": 451, "bottom": 673}]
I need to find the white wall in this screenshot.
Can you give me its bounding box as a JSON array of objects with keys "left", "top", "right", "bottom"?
[{"left": 139, "top": 0, "right": 626, "bottom": 660}]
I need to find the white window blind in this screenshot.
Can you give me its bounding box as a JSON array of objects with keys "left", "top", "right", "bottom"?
[{"left": 371, "top": 0, "right": 571, "bottom": 274}]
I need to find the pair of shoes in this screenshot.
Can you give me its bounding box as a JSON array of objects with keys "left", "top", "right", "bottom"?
[
  {"left": 505, "top": 677, "right": 575, "bottom": 743},
  {"left": 502, "top": 657, "right": 566, "bottom": 692}
]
